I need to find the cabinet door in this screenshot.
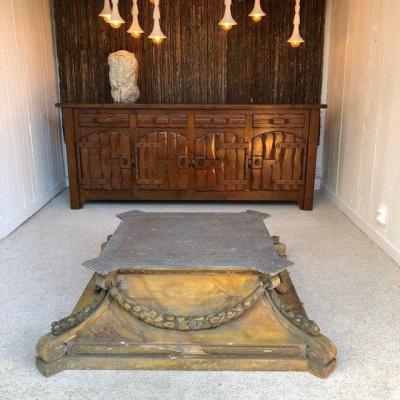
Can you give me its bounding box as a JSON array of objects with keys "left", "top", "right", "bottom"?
[
  {"left": 194, "top": 132, "right": 248, "bottom": 192},
  {"left": 250, "top": 131, "right": 306, "bottom": 191},
  {"left": 77, "top": 129, "right": 132, "bottom": 191},
  {"left": 135, "top": 131, "right": 189, "bottom": 191}
]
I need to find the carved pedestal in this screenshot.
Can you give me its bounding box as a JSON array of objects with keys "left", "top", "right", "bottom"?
[{"left": 36, "top": 211, "right": 336, "bottom": 378}]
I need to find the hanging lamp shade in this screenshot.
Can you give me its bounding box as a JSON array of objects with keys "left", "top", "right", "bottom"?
[
  {"left": 109, "top": 0, "right": 125, "bottom": 29},
  {"left": 249, "top": 0, "right": 266, "bottom": 22},
  {"left": 148, "top": 0, "right": 167, "bottom": 44},
  {"left": 127, "top": 0, "right": 144, "bottom": 38},
  {"left": 219, "top": 0, "right": 237, "bottom": 31},
  {"left": 99, "top": 0, "right": 112, "bottom": 22},
  {"left": 288, "top": 0, "right": 304, "bottom": 47}
]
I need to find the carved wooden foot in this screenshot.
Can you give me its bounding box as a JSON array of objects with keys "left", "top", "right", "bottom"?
[{"left": 269, "top": 269, "right": 337, "bottom": 378}]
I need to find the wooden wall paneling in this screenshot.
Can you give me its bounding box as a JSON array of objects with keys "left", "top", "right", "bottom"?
[
  {"left": 323, "top": 0, "right": 400, "bottom": 263},
  {"left": 53, "top": 0, "right": 326, "bottom": 104},
  {"left": 0, "top": 0, "right": 66, "bottom": 237}
]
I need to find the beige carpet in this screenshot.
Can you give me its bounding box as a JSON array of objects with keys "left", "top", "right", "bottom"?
[{"left": 0, "top": 190, "right": 399, "bottom": 400}]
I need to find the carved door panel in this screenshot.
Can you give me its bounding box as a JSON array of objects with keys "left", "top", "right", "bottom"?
[
  {"left": 250, "top": 131, "right": 306, "bottom": 191},
  {"left": 194, "top": 133, "right": 248, "bottom": 192},
  {"left": 77, "top": 130, "right": 132, "bottom": 191},
  {"left": 135, "top": 132, "right": 189, "bottom": 191}
]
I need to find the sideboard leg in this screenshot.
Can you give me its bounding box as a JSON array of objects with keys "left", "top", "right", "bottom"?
[
  {"left": 69, "top": 188, "right": 82, "bottom": 209},
  {"left": 303, "top": 109, "right": 320, "bottom": 211},
  {"left": 63, "top": 107, "right": 82, "bottom": 209}
]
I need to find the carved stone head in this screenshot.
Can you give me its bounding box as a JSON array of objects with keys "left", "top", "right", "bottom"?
[{"left": 108, "top": 50, "right": 140, "bottom": 103}]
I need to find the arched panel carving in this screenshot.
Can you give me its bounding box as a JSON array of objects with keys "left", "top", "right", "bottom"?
[
  {"left": 194, "top": 132, "right": 248, "bottom": 192},
  {"left": 135, "top": 132, "right": 189, "bottom": 191},
  {"left": 250, "top": 131, "right": 307, "bottom": 191},
  {"left": 77, "top": 130, "right": 132, "bottom": 191}
]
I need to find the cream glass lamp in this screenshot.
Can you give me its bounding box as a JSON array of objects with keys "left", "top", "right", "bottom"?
[
  {"left": 127, "top": 0, "right": 144, "bottom": 38},
  {"left": 219, "top": 0, "right": 237, "bottom": 31},
  {"left": 109, "top": 0, "right": 125, "bottom": 29},
  {"left": 148, "top": 0, "right": 167, "bottom": 44},
  {"left": 288, "top": 0, "right": 304, "bottom": 47},
  {"left": 249, "top": 0, "right": 266, "bottom": 23},
  {"left": 99, "top": 0, "right": 112, "bottom": 22}
]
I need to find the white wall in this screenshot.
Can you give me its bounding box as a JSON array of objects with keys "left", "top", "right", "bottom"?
[
  {"left": 322, "top": 0, "right": 400, "bottom": 264},
  {"left": 0, "top": 0, "right": 66, "bottom": 240}
]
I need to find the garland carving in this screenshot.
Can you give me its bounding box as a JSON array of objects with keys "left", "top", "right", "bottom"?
[{"left": 106, "top": 280, "right": 266, "bottom": 331}]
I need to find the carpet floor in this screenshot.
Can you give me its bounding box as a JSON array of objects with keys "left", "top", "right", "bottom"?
[{"left": 0, "top": 190, "right": 399, "bottom": 400}]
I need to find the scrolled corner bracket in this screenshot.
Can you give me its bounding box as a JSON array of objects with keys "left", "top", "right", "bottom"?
[
  {"left": 36, "top": 333, "right": 67, "bottom": 363},
  {"left": 269, "top": 290, "right": 321, "bottom": 336},
  {"left": 108, "top": 280, "right": 267, "bottom": 331}
]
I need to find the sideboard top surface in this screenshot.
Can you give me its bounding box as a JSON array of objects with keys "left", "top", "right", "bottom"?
[
  {"left": 56, "top": 103, "right": 327, "bottom": 110},
  {"left": 83, "top": 210, "right": 293, "bottom": 275}
]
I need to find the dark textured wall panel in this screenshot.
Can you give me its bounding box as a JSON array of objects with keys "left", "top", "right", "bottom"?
[{"left": 53, "top": 0, "right": 326, "bottom": 104}]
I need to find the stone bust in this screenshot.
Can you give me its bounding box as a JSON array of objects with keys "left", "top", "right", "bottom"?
[{"left": 108, "top": 50, "right": 140, "bottom": 103}]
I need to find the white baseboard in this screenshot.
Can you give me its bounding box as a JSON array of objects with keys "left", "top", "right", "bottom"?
[
  {"left": 0, "top": 180, "right": 67, "bottom": 240},
  {"left": 321, "top": 184, "right": 400, "bottom": 265}
]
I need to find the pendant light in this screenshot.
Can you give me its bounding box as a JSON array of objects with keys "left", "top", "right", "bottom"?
[
  {"left": 219, "top": 0, "right": 237, "bottom": 31},
  {"left": 249, "top": 0, "right": 266, "bottom": 23},
  {"left": 127, "top": 0, "right": 144, "bottom": 38},
  {"left": 288, "top": 0, "right": 304, "bottom": 48},
  {"left": 99, "top": 0, "right": 112, "bottom": 22},
  {"left": 148, "top": 0, "right": 167, "bottom": 44},
  {"left": 109, "top": 0, "right": 125, "bottom": 29}
]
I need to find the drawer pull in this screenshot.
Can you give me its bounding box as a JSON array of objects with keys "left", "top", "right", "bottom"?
[
  {"left": 270, "top": 118, "right": 287, "bottom": 124},
  {"left": 253, "top": 114, "right": 305, "bottom": 128},
  {"left": 97, "top": 118, "right": 113, "bottom": 124},
  {"left": 78, "top": 113, "right": 129, "bottom": 127},
  {"left": 195, "top": 114, "right": 246, "bottom": 126}
]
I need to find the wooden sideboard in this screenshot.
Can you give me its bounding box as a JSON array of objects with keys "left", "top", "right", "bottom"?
[{"left": 58, "top": 104, "right": 325, "bottom": 210}]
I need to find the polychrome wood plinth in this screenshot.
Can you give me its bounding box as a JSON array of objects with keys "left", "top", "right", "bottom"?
[
  {"left": 36, "top": 269, "right": 336, "bottom": 378},
  {"left": 36, "top": 211, "right": 336, "bottom": 378}
]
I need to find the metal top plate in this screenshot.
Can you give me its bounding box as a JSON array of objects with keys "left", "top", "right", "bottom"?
[{"left": 83, "top": 210, "right": 293, "bottom": 275}]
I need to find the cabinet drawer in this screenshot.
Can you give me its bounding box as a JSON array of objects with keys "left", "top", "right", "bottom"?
[
  {"left": 253, "top": 113, "right": 304, "bottom": 128},
  {"left": 137, "top": 113, "right": 188, "bottom": 127},
  {"left": 78, "top": 112, "right": 129, "bottom": 127},
  {"left": 195, "top": 114, "right": 246, "bottom": 128}
]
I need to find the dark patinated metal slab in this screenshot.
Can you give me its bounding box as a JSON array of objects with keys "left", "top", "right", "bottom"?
[{"left": 83, "top": 210, "right": 293, "bottom": 275}]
